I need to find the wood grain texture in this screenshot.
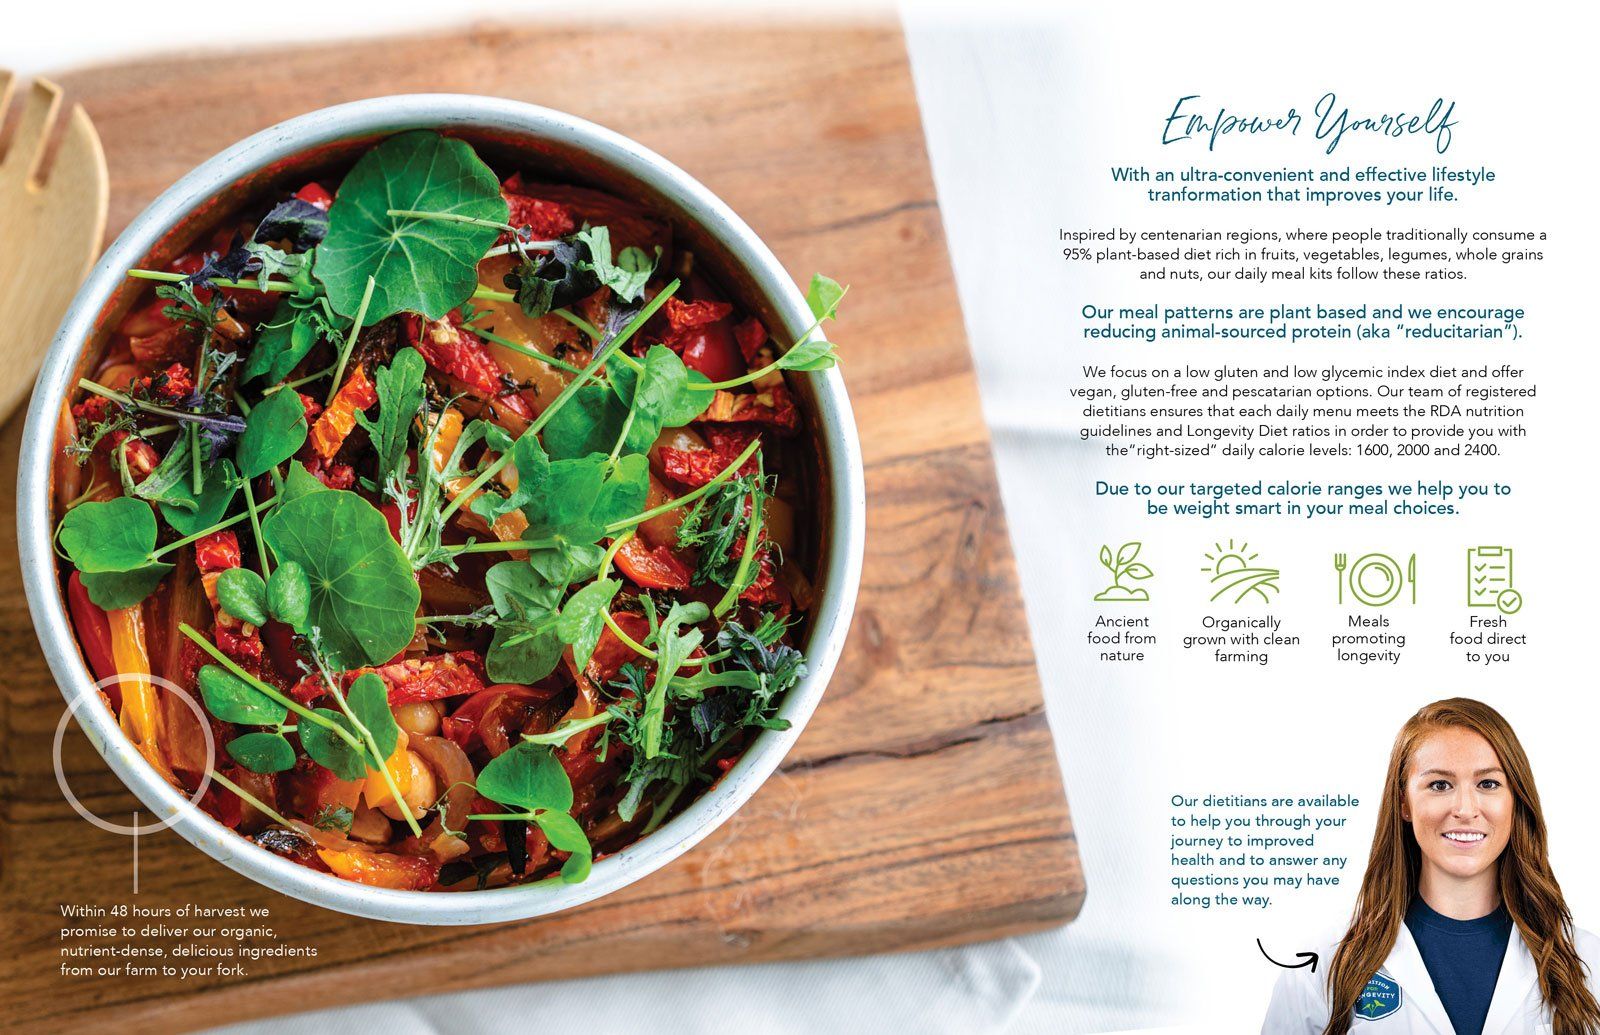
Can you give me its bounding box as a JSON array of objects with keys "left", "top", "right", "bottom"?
[{"left": 0, "top": 23, "right": 1082, "bottom": 1033}]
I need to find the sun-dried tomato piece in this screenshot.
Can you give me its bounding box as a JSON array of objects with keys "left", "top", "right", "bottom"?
[
  {"left": 404, "top": 314, "right": 533, "bottom": 421},
  {"left": 658, "top": 425, "right": 760, "bottom": 488},
  {"left": 701, "top": 384, "right": 801, "bottom": 435},
  {"left": 128, "top": 363, "right": 194, "bottom": 404},
  {"left": 309, "top": 366, "right": 377, "bottom": 460},
  {"left": 194, "top": 531, "right": 242, "bottom": 574},
  {"left": 733, "top": 318, "right": 768, "bottom": 365},
  {"left": 501, "top": 174, "right": 577, "bottom": 243}
]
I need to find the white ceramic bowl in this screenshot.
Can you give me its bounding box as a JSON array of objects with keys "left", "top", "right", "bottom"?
[{"left": 18, "top": 95, "right": 865, "bottom": 924}]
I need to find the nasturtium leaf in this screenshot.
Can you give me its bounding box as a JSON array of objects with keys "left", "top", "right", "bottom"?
[
  {"left": 347, "top": 672, "right": 400, "bottom": 766},
  {"left": 236, "top": 387, "right": 309, "bottom": 479},
  {"left": 540, "top": 383, "right": 629, "bottom": 460},
  {"left": 776, "top": 337, "right": 838, "bottom": 372},
  {"left": 260, "top": 489, "right": 421, "bottom": 669},
  {"left": 591, "top": 453, "right": 650, "bottom": 529},
  {"left": 476, "top": 740, "right": 574, "bottom": 813},
  {"left": 160, "top": 459, "right": 241, "bottom": 537},
  {"left": 556, "top": 578, "right": 621, "bottom": 671},
  {"left": 198, "top": 664, "right": 288, "bottom": 725},
  {"left": 58, "top": 496, "right": 157, "bottom": 572},
  {"left": 80, "top": 565, "right": 173, "bottom": 610},
  {"left": 806, "top": 273, "right": 845, "bottom": 322},
  {"left": 226, "top": 731, "right": 296, "bottom": 774},
  {"left": 356, "top": 347, "right": 426, "bottom": 485},
  {"left": 314, "top": 131, "right": 508, "bottom": 325},
  {"left": 216, "top": 567, "right": 269, "bottom": 626},
  {"left": 267, "top": 561, "right": 311, "bottom": 631},
  {"left": 299, "top": 708, "right": 366, "bottom": 780},
  {"left": 534, "top": 810, "right": 593, "bottom": 883},
  {"left": 241, "top": 299, "right": 325, "bottom": 384}
]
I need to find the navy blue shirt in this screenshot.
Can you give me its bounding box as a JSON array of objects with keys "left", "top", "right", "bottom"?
[{"left": 1404, "top": 898, "right": 1513, "bottom": 1035}]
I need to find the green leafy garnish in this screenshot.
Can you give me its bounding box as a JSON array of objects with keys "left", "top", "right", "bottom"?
[
  {"left": 57, "top": 497, "right": 174, "bottom": 608},
  {"left": 241, "top": 297, "right": 334, "bottom": 384},
  {"left": 299, "top": 707, "right": 366, "bottom": 780},
  {"left": 266, "top": 561, "right": 311, "bottom": 631},
  {"left": 482, "top": 561, "right": 565, "bottom": 683},
  {"left": 639, "top": 601, "right": 709, "bottom": 757},
  {"left": 226, "top": 731, "right": 297, "bottom": 774},
  {"left": 260, "top": 489, "right": 421, "bottom": 668},
  {"left": 312, "top": 804, "right": 355, "bottom": 833},
  {"left": 216, "top": 567, "right": 269, "bottom": 626},
  {"left": 159, "top": 459, "right": 241, "bottom": 537},
  {"left": 199, "top": 664, "right": 288, "bottom": 725},
  {"left": 355, "top": 347, "right": 425, "bottom": 487},
  {"left": 235, "top": 386, "right": 309, "bottom": 479},
  {"left": 574, "top": 225, "right": 658, "bottom": 303},
  {"left": 314, "top": 131, "right": 507, "bottom": 324},
  {"left": 473, "top": 740, "right": 592, "bottom": 883},
  {"left": 556, "top": 577, "right": 622, "bottom": 671}
]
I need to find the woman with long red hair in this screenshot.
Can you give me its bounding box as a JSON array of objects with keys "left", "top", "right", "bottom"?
[{"left": 1263, "top": 698, "right": 1600, "bottom": 1034}]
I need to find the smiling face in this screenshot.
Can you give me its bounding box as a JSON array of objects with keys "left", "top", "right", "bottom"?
[{"left": 1403, "top": 727, "right": 1514, "bottom": 891}]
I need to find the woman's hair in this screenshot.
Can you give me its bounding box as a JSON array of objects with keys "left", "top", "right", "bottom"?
[{"left": 1323, "top": 698, "right": 1600, "bottom": 1034}]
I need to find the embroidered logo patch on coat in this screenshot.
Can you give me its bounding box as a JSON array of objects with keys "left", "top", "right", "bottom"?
[{"left": 1354, "top": 974, "right": 1403, "bottom": 1021}]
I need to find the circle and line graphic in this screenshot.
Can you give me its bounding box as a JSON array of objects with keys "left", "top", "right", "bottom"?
[{"left": 52, "top": 674, "right": 215, "bottom": 836}]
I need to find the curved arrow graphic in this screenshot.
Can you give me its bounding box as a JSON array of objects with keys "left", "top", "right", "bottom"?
[{"left": 1257, "top": 938, "right": 1320, "bottom": 973}]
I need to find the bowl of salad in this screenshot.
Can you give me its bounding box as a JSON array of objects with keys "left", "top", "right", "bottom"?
[{"left": 19, "top": 95, "right": 864, "bottom": 924}]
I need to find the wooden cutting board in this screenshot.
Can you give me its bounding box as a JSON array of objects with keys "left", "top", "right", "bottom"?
[{"left": 0, "top": 22, "right": 1082, "bottom": 1033}]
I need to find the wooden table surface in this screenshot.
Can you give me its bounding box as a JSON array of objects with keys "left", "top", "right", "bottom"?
[{"left": 0, "top": 22, "right": 1083, "bottom": 1033}]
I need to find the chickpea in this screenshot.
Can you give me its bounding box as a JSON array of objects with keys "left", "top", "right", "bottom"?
[
  {"left": 395, "top": 700, "right": 442, "bottom": 737},
  {"left": 379, "top": 751, "right": 440, "bottom": 821},
  {"left": 348, "top": 803, "right": 393, "bottom": 844}
]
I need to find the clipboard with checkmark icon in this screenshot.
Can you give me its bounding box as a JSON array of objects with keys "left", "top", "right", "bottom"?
[{"left": 1467, "top": 545, "right": 1519, "bottom": 613}]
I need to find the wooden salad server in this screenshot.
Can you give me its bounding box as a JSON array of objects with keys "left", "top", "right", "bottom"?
[{"left": 0, "top": 73, "right": 108, "bottom": 423}]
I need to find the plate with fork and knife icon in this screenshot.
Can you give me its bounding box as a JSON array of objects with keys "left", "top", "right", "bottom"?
[{"left": 1335, "top": 551, "right": 1416, "bottom": 607}]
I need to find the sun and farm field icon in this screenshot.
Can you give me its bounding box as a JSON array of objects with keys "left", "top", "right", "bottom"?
[
  {"left": 1093, "top": 541, "right": 1152, "bottom": 602},
  {"left": 1200, "top": 539, "right": 1279, "bottom": 604}
]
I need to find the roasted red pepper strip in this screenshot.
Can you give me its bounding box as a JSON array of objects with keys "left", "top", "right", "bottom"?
[
  {"left": 67, "top": 572, "right": 118, "bottom": 687},
  {"left": 309, "top": 366, "right": 377, "bottom": 460},
  {"left": 404, "top": 314, "right": 533, "bottom": 421},
  {"left": 612, "top": 536, "right": 694, "bottom": 591}
]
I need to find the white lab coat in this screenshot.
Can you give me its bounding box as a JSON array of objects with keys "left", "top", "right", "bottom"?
[{"left": 1261, "top": 922, "right": 1600, "bottom": 1033}]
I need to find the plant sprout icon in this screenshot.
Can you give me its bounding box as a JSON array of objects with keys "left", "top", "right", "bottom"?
[
  {"left": 1094, "top": 541, "right": 1152, "bottom": 602},
  {"left": 1201, "top": 539, "right": 1280, "bottom": 604}
]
